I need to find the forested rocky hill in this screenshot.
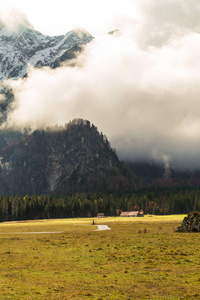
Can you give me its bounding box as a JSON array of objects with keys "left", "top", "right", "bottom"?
[{"left": 0, "top": 119, "right": 138, "bottom": 196}]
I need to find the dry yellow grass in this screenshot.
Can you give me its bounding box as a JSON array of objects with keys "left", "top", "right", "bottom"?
[{"left": 0, "top": 215, "right": 199, "bottom": 299}]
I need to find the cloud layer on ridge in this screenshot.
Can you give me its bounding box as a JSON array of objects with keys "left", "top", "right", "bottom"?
[{"left": 3, "top": 0, "right": 200, "bottom": 170}]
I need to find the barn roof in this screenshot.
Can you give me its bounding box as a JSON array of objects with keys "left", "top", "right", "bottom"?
[{"left": 120, "top": 211, "right": 139, "bottom": 217}]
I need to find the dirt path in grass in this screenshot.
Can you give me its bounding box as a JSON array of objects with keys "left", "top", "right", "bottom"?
[
  {"left": 0, "top": 225, "right": 111, "bottom": 234},
  {"left": 94, "top": 225, "right": 111, "bottom": 231}
]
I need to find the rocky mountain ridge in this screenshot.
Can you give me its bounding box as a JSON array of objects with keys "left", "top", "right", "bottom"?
[
  {"left": 0, "top": 24, "right": 93, "bottom": 124},
  {"left": 0, "top": 25, "right": 93, "bottom": 80}
]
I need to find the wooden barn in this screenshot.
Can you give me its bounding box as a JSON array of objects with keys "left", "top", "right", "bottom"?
[
  {"left": 120, "top": 211, "right": 144, "bottom": 217},
  {"left": 97, "top": 213, "right": 105, "bottom": 218}
]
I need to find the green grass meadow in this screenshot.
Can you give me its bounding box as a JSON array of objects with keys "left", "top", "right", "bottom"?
[{"left": 0, "top": 215, "right": 200, "bottom": 299}]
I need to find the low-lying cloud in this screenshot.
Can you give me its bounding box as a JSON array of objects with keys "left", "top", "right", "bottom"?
[
  {"left": 3, "top": 0, "right": 200, "bottom": 170},
  {"left": 0, "top": 9, "right": 32, "bottom": 31}
]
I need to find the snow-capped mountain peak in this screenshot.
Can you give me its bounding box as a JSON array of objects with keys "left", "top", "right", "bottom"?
[{"left": 0, "top": 25, "right": 93, "bottom": 81}]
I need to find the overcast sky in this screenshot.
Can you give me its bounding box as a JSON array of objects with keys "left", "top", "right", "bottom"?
[
  {"left": 0, "top": 0, "right": 140, "bottom": 36},
  {"left": 2, "top": 0, "right": 200, "bottom": 170}
]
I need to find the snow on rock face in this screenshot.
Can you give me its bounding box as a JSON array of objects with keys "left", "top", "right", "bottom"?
[{"left": 0, "top": 26, "right": 93, "bottom": 81}]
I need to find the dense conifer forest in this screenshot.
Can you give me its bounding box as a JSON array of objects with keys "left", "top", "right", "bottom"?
[{"left": 1, "top": 187, "right": 200, "bottom": 222}]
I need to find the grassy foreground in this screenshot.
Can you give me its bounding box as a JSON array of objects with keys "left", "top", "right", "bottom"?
[{"left": 0, "top": 215, "right": 200, "bottom": 299}]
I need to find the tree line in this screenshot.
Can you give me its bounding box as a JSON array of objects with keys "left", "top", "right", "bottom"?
[{"left": 0, "top": 187, "right": 200, "bottom": 222}]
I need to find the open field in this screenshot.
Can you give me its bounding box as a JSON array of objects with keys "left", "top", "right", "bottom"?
[{"left": 0, "top": 215, "right": 200, "bottom": 299}]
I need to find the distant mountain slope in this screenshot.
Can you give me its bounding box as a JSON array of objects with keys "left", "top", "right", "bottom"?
[
  {"left": 0, "top": 26, "right": 93, "bottom": 81},
  {"left": 127, "top": 161, "right": 200, "bottom": 187},
  {"left": 0, "top": 119, "right": 138, "bottom": 195}
]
